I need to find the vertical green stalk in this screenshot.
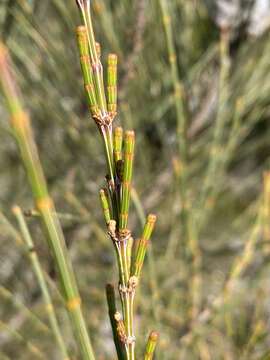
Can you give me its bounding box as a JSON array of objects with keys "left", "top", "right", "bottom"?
[
  {"left": 196, "top": 28, "right": 231, "bottom": 227},
  {"left": 106, "top": 284, "right": 126, "bottom": 360},
  {"left": 107, "top": 53, "right": 118, "bottom": 116},
  {"left": 114, "top": 126, "right": 123, "bottom": 218},
  {"left": 144, "top": 331, "right": 159, "bottom": 360},
  {"left": 117, "top": 131, "right": 136, "bottom": 360},
  {"left": 12, "top": 206, "right": 70, "bottom": 360},
  {"left": 76, "top": 25, "right": 114, "bottom": 186},
  {"left": 119, "top": 131, "right": 135, "bottom": 230},
  {"left": 194, "top": 96, "right": 243, "bottom": 235},
  {"left": 76, "top": 26, "right": 99, "bottom": 117},
  {"left": 106, "top": 54, "right": 118, "bottom": 186},
  {"left": 180, "top": 198, "right": 264, "bottom": 347},
  {"left": 77, "top": 0, "right": 107, "bottom": 114},
  {"left": 75, "top": 3, "right": 158, "bottom": 360},
  {"left": 133, "top": 214, "right": 157, "bottom": 280},
  {"left": 188, "top": 30, "right": 231, "bottom": 319},
  {"left": 113, "top": 126, "right": 123, "bottom": 163},
  {"left": 0, "top": 44, "right": 96, "bottom": 360},
  {"left": 158, "top": 0, "right": 188, "bottom": 216},
  {"left": 158, "top": 0, "right": 201, "bottom": 318},
  {"left": 124, "top": 291, "right": 135, "bottom": 360},
  {"left": 99, "top": 188, "right": 111, "bottom": 225},
  {"left": 131, "top": 188, "right": 160, "bottom": 323},
  {"left": 76, "top": 5, "right": 116, "bottom": 208}
]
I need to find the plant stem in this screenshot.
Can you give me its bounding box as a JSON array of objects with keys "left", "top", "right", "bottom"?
[
  {"left": 180, "top": 199, "right": 263, "bottom": 347},
  {"left": 158, "top": 0, "right": 188, "bottom": 224},
  {"left": 131, "top": 187, "right": 160, "bottom": 322},
  {"left": 196, "top": 28, "right": 231, "bottom": 228},
  {"left": 144, "top": 331, "right": 159, "bottom": 360},
  {"left": 0, "top": 44, "right": 96, "bottom": 360},
  {"left": 106, "top": 284, "right": 126, "bottom": 360},
  {"left": 13, "top": 206, "right": 70, "bottom": 360},
  {"left": 75, "top": 3, "right": 158, "bottom": 359},
  {"left": 158, "top": 0, "right": 202, "bottom": 318}
]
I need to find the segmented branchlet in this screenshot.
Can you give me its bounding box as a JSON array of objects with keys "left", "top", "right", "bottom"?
[
  {"left": 75, "top": 2, "right": 159, "bottom": 359},
  {"left": 144, "top": 331, "right": 159, "bottom": 360}
]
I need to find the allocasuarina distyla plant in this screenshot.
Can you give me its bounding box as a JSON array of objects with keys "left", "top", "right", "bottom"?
[
  {"left": 75, "top": 1, "right": 159, "bottom": 359},
  {"left": 0, "top": 1, "right": 158, "bottom": 359}
]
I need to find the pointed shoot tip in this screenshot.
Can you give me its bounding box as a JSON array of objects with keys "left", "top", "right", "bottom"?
[
  {"left": 149, "top": 331, "right": 159, "bottom": 341},
  {"left": 147, "top": 214, "right": 157, "bottom": 224},
  {"left": 12, "top": 205, "right": 21, "bottom": 215}
]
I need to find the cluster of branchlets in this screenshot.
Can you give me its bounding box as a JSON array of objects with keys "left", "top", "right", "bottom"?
[{"left": 75, "top": 1, "right": 158, "bottom": 359}]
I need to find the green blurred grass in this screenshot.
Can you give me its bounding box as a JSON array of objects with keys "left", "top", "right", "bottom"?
[{"left": 1, "top": 0, "right": 270, "bottom": 359}]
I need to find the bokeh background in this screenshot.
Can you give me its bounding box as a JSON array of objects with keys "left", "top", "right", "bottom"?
[{"left": 1, "top": 0, "right": 270, "bottom": 359}]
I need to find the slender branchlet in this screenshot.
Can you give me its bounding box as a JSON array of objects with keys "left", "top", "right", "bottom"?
[
  {"left": 99, "top": 188, "right": 111, "bottom": 225},
  {"left": 105, "top": 284, "right": 125, "bottom": 360},
  {"left": 76, "top": 3, "right": 115, "bottom": 192},
  {"left": 133, "top": 214, "right": 157, "bottom": 280},
  {"left": 144, "top": 331, "right": 159, "bottom": 360},
  {"left": 76, "top": 0, "right": 107, "bottom": 115},
  {"left": 127, "top": 237, "right": 134, "bottom": 274},
  {"left": 197, "top": 27, "right": 231, "bottom": 225},
  {"left": 107, "top": 53, "right": 118, "bottom": 118},
  {"left": 158, "top": 0, "right": 202, "bottom": 320},
  {"left": 180, "top": 191, "right": 264, "bottom": 346},
  {"left": 119, "top": 131, "right": 135, "bottom": 231},
  {"left": 114, "top": 126, "right": 123, "bottom": 163},
  {"left": 76, "top": 26, "right": 99, "bottom": 118}
]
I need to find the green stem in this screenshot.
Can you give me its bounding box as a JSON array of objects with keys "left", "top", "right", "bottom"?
[
  {"left": 0, "top": 44, "right": 96, "bottom": 360},
  {"left": 196, "top": 28, "right": 231, "bottom": 228},
  {"left": 158, "top": 0, "right": 201, "bottom": 318},
  {"left": 13, "top": 206, "right": 70, "bottom": 360},
  {"left": 144, "top": 331, "right": 159, "bottom": 360},
  {"left": 78, "top": 0, "right": 107, "bottom": 113},
  {"left": 131, "top": 188, "right": 160, "bottom": 322},
  {"left": 106, "top": 284, "right": 126, "bottom": 360},
  {"left": 158, "top": 0, "right": 188, "bottom": 221}
]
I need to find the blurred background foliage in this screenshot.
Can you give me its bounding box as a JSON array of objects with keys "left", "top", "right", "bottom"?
[{"left": 1, "top": 0, "right": 270, "bottom": 359}]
